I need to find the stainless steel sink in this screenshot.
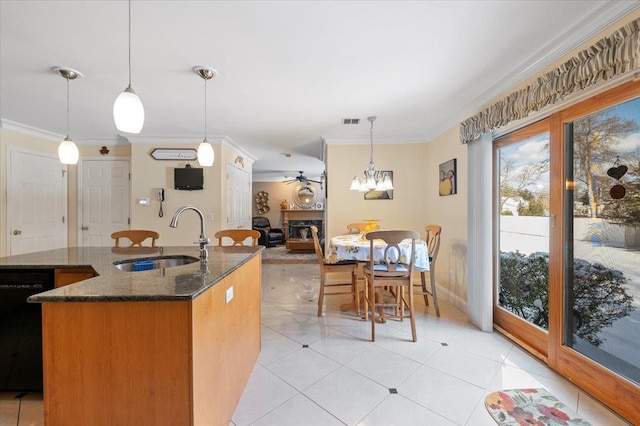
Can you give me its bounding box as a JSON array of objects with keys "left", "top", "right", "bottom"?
[{"left": 113, "top": 255, "right": 199, "bottom": 272}]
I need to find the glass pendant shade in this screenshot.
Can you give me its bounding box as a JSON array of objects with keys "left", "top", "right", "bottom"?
[
  {"left": 366, "top": 175, "right": 377, "bottom": 190},
  {"left": 350, "top": 176, "right": 361, "bottom": 190},
  {"left": 55, "top": 66, "right": 82, "bottom": 165},
  {"left": 384, "top": 175, "right": 394, "bottom": 190},
  {"left": 113, "top": 86, "right": 144, "bottom": 133},
  {"left": 194, "top": 66, "right": 217, "bottom": 167},
  {"left": 58, "top": 136, "right": 79, "bottom": 165},
  {"left": 197, "top": 140, "right": 215, "bottom": 167}
]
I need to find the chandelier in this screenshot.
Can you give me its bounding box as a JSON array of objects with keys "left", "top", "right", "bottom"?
[{"left": 350, "top": 116, "right": 393, "bottom": 192}]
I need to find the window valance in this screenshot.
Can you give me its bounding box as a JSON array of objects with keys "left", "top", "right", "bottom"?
[{"left": 460, "top": 17, "right": 640, "bottom": 144}]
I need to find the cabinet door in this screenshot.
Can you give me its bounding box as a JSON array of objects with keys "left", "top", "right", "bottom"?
[{"left": 55, "top": 268, "right": 95, "bottom": 288}]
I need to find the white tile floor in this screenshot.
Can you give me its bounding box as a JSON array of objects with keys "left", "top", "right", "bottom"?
[
  {"left": 0, "top": 263, "right": 632, "bottom": 425},
  {"left": 230, "top": 263, "right": 632, "bottom": 426}
]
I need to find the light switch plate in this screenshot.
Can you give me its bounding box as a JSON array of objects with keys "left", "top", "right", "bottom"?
[
  {"left": 138, "top": 198, "right": 150, "bottom": 206},
  {"left": 225, "top": 286, "right": 234, "bottom": 303}
]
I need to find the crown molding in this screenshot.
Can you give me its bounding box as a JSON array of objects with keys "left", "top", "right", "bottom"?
[
  {"left": 221, "top": 136, "right": 258, "bottom": 162},
  {"left": 0, "top": 118, "right": 132, "bottom": 145},
  {"left": 126, "top": 135, "right": 225, "bottom": 145},
  {"left": 459, "top": 1, "right": 640, "bottom": 120},
  {"left": 0, "top": 118, "right": 63, "bottom": 142}
]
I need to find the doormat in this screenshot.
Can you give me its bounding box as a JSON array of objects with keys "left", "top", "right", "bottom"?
[{"left": 485, "top": 388, "right": 592, "bottom": 425}]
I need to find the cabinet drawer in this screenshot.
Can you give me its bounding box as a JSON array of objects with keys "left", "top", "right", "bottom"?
[{"left": 55, "top": 268, "right": 96, "bottom": 288}]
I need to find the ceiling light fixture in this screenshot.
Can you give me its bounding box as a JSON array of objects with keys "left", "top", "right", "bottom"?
[
  {"left": 113, "top": 0, "right": 144, "bottom": 133},
  {"left": 194, "top": 66, "right": 217, "bottom": 167},
  {"left": 350, "top": 116, "right": 393, "bottom": 192},
  {"left": 54, "top": 67, "right": 81, "bottom": 165}
]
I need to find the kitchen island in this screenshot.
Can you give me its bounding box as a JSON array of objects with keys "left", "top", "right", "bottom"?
[{"left": 1, "top": 245, "right": 262, "bottom": 426}]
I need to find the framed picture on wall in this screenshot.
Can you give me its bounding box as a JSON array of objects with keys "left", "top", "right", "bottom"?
[{"left": 439, "top": 159, "right": 457, "bottom": 196}]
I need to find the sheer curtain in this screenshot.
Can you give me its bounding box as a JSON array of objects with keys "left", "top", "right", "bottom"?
[{"left": 467, "top": 132, "right": 493, "bottom": 332}]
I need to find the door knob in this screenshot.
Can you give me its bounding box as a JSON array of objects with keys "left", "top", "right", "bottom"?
[
  {"left": 12, "top": 229, "right": 22, "bottom": 235},
  {"left": 81, "top": 225, "right": 89, "bottom": 231}
]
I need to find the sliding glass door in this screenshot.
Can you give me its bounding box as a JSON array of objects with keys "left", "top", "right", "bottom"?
[
  {"left": 494, "top": 120, "right": 551, "bottom": 357},
  {"left": 561, "top": 87, "right": 640, "bottom": 388},
  {"left": 493, "top": 80, "right": 640, "bottom": 423}
]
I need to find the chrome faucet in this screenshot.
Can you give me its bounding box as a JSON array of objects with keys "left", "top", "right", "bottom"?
[{"left": 169, "top": 205, "right": 210, "bottom": 261}]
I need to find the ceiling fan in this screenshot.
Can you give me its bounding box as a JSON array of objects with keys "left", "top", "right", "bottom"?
[{"left": 282, "top": 171, "right": 322, "bottom": 185}]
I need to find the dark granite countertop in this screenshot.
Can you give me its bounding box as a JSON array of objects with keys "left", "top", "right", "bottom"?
[{"left": 0, "top": 246, "right": 263, "bottom": 303}]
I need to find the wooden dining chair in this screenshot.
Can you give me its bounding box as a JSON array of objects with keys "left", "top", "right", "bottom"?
[
  {"left": 310, "top": 225, "right": 359, "bottom": 317},
  {"left": 347, "top": 222, "right": 380, "bottom": 234},
  {"left": 363, "top": 230, "right": 419, "bottom": 342},
  {"left": 111, "top": 230, "right": 159, "bottom": 248},
  {"left": 413, "top": 225, "right": 441, "bottom": 316},
  {"left": 214, "top": 229, "right": 261, "bottom": 246}
]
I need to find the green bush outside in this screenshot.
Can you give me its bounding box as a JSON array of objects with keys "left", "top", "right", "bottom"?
[{"left": 499, "top": 251, "right": 634, "bottom": 346}]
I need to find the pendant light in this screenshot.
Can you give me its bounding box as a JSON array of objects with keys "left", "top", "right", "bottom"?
[
  {"left": 194, "top": 66, "right": 217, "bottom": 167},
  {"left": 54, "top": 67, "right": 81, "bottom": 165},
  {"left": 113, "top": 0, "right": 144, "bottom": 133},
  {"left": 350, "top": 116, "right": 393, "bottom": 191}
]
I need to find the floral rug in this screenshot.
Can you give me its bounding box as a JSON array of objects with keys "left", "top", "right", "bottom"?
[{"left": 485, "top": 388, "right": 592, "bottom": 425}]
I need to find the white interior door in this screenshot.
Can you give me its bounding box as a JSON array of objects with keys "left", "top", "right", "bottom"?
[
  {"left": 7, "top": 148, "right": 67, "bottom": 255},
  {"left": 79, "top": 159, "right": 130, "bottom": 246},
  {"left": 226, "top": 162, "right": 250, "bottom": 229}
]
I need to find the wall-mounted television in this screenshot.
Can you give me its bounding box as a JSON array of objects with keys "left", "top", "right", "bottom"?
[{"left": 174, "top": 166, "right": 203, "bottom": 190}]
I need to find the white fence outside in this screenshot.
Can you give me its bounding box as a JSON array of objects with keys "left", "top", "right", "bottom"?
[{"left": 500, "top": 216, "right": 639, "bottom": 248}]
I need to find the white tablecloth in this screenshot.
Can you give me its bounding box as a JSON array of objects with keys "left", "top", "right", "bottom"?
[{"left": 328, "top": 234, "right": 430, "bottom": 270}]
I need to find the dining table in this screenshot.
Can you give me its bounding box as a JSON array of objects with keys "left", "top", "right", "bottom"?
[
  {"left": 328, "top": 233, "right": 430, "bottom": 270},
  {"left": 327, "top": 232, "right": 430, "bottom": 313}
]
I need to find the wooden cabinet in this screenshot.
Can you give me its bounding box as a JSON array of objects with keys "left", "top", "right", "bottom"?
[
  {"left": 41, "top": 255, "right": 261, "bottom": 425},
  {"left": 54, "top": 268, "right": 95, "bottom": 288}
]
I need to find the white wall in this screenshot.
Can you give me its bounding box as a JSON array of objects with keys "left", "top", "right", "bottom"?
[
  {"left": 129, "top": 140, "right": 252, "bottom": 246},
  {"left": 423, "top": 127, "right": 468, "bottom": 307}
]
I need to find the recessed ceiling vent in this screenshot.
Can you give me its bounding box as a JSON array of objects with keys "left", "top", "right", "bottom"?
[{"left": 342, "top": 118, "right": 360, "bottom": 125}]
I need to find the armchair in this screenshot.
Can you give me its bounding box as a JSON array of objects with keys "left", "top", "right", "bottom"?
[{"left": 252, "top": 217, "right": 285, "bottom": 247}]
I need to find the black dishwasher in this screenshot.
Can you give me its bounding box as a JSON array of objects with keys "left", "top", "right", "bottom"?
[{"left": 0, "top": 268, "right": 54, "bottom": 391}]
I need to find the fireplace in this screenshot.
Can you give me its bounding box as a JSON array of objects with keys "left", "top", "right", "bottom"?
[
  {"left": 282, "top": 209, "right": 324, "bottom": 253},
  {"left": 289, "top": 220, "right": 323, "bottom": 240}
]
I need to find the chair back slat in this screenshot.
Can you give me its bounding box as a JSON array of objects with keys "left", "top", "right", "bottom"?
[
  {"left": 111, "top": 230, "right": 159, "bottom": 248},
  {"left": 310, "top": 225, "right": 325, "bottom": 266},
  {"left": 365, "top": 230, "right": 419, "bottom": 275},
  {"left": 424, "top": 225, "right": 441, "bottom": 263},
  {"left": 413, "top": 224, "right": 442, "bottom": 317},
  {"left": 214, "top": 229, "right": 261, "bottom": 246}
]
